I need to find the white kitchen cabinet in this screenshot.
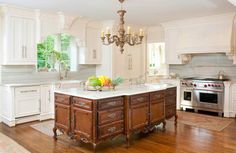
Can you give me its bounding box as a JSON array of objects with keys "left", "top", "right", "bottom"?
[
  {"left": 164, "top": 28, "right": 183, "bottom": 65},
  {"left": 112, "top": 44, "right": 145, "bottom": 80},
  {"left": 40, "top": 85, "right": 54, "bottom": 120},
  {"left": 1, "top": 5, "right": 37, "bottom": 65},
  {"left": 0, "top": 85, "right": 41, "bottom": 126},
  {"left": 79, "top": 27, "right": 102, "bottom": 64},
  {"left": 229, "top": 83, "right": 236, "bottom": 117}
]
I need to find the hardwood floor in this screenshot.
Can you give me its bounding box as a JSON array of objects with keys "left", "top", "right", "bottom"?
[{"left": 0, "top": 115, "right": 236, "bottom": 153}]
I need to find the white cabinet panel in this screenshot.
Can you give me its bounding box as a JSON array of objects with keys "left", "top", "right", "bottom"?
[
  {"left": 40, "top": 85, "right": 53, "bottom": 116},
  {"left": 15, "top": 97, "right": 40, "bottom": 118},
  {"left": 15, "top": 86, "right": 40, "bottom": 118},
  {"left": 79, "top": 27, "right": 102, "bottom": 64}
]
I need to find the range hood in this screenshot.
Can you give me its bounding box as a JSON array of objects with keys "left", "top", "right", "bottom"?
[{"left": 167, "top": 13, "right": 236, "bottom": 64}]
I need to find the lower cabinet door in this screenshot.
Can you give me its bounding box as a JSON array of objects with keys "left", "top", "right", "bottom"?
[
  {"left": 150, "top": 101, "right": 165, "bottom": 124},
  {"left": 55, "top": 103, "right": 71, "bottom": 132},
  {"left": 72, "top": 107, "right": 93, "bottom": 140},
  {"left": 15, "top": 97, "right": 40, "bottom": 118},
  {"left": 130, "top": 103, "right": 149, "bottom": 130}
]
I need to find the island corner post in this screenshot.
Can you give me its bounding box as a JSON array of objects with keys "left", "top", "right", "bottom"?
[{"left": 53, "top": 86, "right": 177, "bottom": 152}]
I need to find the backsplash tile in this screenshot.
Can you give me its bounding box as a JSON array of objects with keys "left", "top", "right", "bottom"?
[
  {"left": 170, "top": 53, "right": 236, "bottom": 80},
  {"left": 0, "top": 65, "right": 96, "bottom": 84}
]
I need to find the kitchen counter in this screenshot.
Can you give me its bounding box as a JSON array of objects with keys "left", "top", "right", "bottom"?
[
  {"left": 54, "top": 83, "right": 176, "bottom": 100},
  {"left": 0, "top": 80, "right": 83, "bottom": 87}
]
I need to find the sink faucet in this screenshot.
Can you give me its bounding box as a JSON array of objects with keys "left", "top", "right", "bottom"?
[{"left": 59, "top": 63, "right": 69, "bottom": 80}]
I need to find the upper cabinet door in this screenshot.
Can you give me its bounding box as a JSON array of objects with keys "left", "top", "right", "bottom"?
[
  {"left": 8, "top": 16, "right": 24, "bottom": 63},
  {"left": 2, "top": 6, "right": 37, "bottom": 65},
  {"left": 79, "top": 27, "right": 102, "bottom": 65},
  {"left": 23, "top": 18, "right": 36, "bottom": 62}
]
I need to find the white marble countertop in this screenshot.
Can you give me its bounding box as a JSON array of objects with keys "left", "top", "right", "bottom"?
[
  {"left": 0, "top": 80, "right": 83, "bottom": 87},
  {"left": 54, "top": 83, "right": 176, "bottom": 100}
]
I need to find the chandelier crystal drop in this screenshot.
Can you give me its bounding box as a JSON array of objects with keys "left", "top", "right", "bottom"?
[{"left": 101, "top": 0, "right": 144, "bottom": 54}]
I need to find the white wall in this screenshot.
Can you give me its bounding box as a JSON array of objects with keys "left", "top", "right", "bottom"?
[{"left": 147, "top": 26, "right": 165, "bottom": 43}]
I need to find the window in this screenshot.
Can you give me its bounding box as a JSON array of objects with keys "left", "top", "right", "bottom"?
[
  {"left": 37, "top": 34, "right": 78, "bottom": 72},
  {"left": 147, "top": 43, "right": 168, "bottom": 76}
]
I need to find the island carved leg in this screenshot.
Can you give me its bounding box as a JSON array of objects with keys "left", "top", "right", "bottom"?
[
  {"left": 162, "top": 120, "right": 166, "bottom": 131},
  {"left": 93, "top": 143, "right": 97, "bottom": 153},
  {"left": 126, "top": 134, "right": 130, "bottom": 148},
  {"left": 175, "top": 114, "right": 178, "bottom": 126},
  {"left": 53, "top": 127, "right": 57, "bottom": 140}
]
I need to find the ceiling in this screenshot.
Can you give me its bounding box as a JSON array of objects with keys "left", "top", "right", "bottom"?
[{"left": 1, "top": 0, "right": 236, "bottom": 26}]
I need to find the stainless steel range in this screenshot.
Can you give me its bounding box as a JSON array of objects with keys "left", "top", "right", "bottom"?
[{"left": 180, "top": 77, "right": 228, "bottom": 116}]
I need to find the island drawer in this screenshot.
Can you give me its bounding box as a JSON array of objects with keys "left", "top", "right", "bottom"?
[
  {"left": 98, "top": 107, "right": 124, "bottom": 125},
  {"left": 98, "top": 97, "right": 124, "bottom": 110},
  {"left": 72, "top": 97, "right": 92, "bottom": 110},
  {"left": 130, "top": 93, "right": 149, "bottom": 105},
  {"left": 165, "top": 96, "right": 176, "bottom": 106},
  {"left": 55, "top": 94, "right": 71, "bottom": 105},
  {"left": 165, "top": 87, "right": 176, "bottom": 96},
  {"left": 98, "top": 120, "right": 124, "bottom": 139},
  {"left": 150, "top": 90, "right": 165, "bottom": 101}
]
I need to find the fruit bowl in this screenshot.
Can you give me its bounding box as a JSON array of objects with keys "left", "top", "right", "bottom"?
[{"left": 85, "top": 76, "right": 124, "bottom": 91}]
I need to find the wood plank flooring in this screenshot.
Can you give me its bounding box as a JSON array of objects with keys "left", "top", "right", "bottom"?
[{"left": 0, "top": 114, "right": 236, "bottom": 153}]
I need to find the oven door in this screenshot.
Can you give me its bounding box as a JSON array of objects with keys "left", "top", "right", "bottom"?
[
  {"left": 193, "top": 90, "right": 223, "bottom": 110},
  {"left": 181, "top": 88, "right": 195, "bottom": 107}
]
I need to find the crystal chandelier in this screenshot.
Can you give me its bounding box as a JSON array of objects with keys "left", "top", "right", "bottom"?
[{"left": 101, "top": 0, "right": 144, "bottom": 54}]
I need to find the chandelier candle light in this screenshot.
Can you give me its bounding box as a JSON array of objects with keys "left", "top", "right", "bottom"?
[{"left": 101, "top": 0, "right": 144, "bottom": 54}]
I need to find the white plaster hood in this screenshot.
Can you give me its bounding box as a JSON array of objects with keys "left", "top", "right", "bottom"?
[{"left": 163, "top": 12, "right": 236, "bottom": 64}]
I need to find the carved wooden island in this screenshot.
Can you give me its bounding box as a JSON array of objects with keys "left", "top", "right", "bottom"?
[{"left": 53, "top": 84, "right": 177, "bottom": 152}]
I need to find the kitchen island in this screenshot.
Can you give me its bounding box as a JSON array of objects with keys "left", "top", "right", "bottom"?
[{"left": 53, "top": 84, "right": 177, "bottom": 152}]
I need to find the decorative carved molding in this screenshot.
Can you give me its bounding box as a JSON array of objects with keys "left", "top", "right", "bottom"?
[
  {"left": 178, "top": 54, "right": 192, "bottom": 63},
  {"left": 58, "top": 12, "right": 80, "bottom": 31}
]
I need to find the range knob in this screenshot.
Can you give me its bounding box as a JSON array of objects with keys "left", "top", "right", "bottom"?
[
  {"left": 194, "top": 84, "right": 197, "bottom": 87},
  {"left": 204, "top": 85, "right": 207, "bottom": 88}
]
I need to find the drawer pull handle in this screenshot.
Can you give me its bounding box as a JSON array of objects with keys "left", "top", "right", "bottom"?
[
  {"left": 136, "top": 97, "right": 144, "bottom": 102},
  {"left": 20, "top": 90, "right": 37, "bottom": 93},
  {"left": 107, "top": 113, "right": 116, "bottom": 119},
  {"left": 108, "top": 127, "right": 116, "bottom": 133},
  {"left": 108, "top": 102, "right": 117, "bottom": 106},
  {"left": 155, "top": 94, "right": 161, "bottom": 98},
  {"left": 79, "top": 102, "right": 85, "bottom": 106}
]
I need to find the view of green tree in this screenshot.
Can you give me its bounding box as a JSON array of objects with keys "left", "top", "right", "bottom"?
[{"left": 37, "top": 34, "right": 72, "bottom": 71}]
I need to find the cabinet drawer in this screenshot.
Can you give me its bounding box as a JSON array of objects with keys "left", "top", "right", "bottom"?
[
  {"left": 150, "top": 90, "right": 164, "bottom": 101},
  {"left": 98, "top": 120, "right": 124, "bottom": 139},
  {"left": 55, "top": 94, "right": 70, "bottom": 105},
  {"left": 166, "top": 87, "right": 176, "bottom": 96},
  {"left": 165, "top": 105, "right": 176, "bottom": 119},
  {"left": 98, "top": 107, "right": 124, "bottom": 125},
  {"left": 165, "top": 96, "right": 176, "bottom": 106},
  {"left": 15, "top": 86, "right": 40, "bottom": 97},
  {"left": 98, "top": 97, "right": 124, "bottom": 110},
  {"left": 72, "top": 97, "right": 92, "bottom": 110},
  {"left": 130, "top": 93, "right": 149, "bottom": 105}
]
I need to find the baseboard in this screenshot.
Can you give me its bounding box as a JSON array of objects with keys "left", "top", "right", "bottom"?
[
  {"left": 39, "top": 113, "right": 54, "bottom": 121},
  {"left": 0, "top": 115, "right": 16, "bottom": 127},
  {"left": 15, "top": 115, "right": 40, "bottom": 125}
]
